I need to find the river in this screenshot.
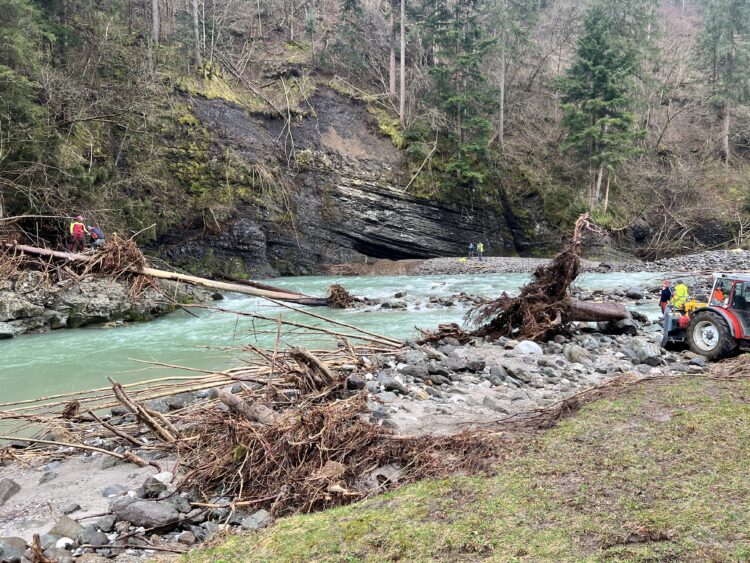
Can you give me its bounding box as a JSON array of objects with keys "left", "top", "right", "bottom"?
[{"left": 0, "top": 271, "right": 662, "bottom": 403}]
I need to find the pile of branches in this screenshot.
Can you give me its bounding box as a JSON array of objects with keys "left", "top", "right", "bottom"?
[
  {"left": 180, "top": 395, "right": 505, "bottom": 516},
  {"left": 467, "top": 213, "right": 601, "bottom": 341},
  {"left": 86, "top": 234, "right": 148, "bottom": 275},
  {"left": 327, "top": 283, "right": 354, "bottom": 308},
  {"left": 1, "top": 234, "right": 156, "bottom": 298}
]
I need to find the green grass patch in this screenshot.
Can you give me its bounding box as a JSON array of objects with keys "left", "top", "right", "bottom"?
[{"left": 183, "top": 368, "right": 750, "bottom": 562}]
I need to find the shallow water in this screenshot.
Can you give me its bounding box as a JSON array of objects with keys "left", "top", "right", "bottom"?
[{"left": 0, "top": 271, "right": 662, "bottom": 403}]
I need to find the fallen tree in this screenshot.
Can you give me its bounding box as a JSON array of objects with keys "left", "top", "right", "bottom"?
[
  {"left": 467, "top": 213, "right": 625, "bottom": 340},
  {"left": 2, "top": 240, "right": 330, "bottom": 305}
]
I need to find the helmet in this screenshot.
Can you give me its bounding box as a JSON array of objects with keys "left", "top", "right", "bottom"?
[{"left": 75, "top": 215, "right": 83, "bottom": 221}]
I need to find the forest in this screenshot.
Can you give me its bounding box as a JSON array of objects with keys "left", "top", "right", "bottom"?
[{"left": 1, "top": 0, "right": 749, "bottom": 258}]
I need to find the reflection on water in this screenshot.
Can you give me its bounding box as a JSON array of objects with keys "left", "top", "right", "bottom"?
[{"left": 0, "top": 271, "right": 661, "bottom": 403}]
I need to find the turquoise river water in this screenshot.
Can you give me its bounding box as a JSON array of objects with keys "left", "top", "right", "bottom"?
[{"left": 0, "top": 271, "right": 662, "bottom": 404}]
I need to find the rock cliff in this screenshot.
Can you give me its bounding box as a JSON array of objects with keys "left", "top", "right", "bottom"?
[{"left": 158, "top": 89, "right": 551, "bottom": 276}]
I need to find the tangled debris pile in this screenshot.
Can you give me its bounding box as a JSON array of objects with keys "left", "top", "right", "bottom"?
[
  {"left": 0, "top": 312, "right": 513, "bottom": 559},
  {"left": 468, "top": 214, "right": 601, "bottom": 341},
  {"left": 327, "top": 283, "right": 355, "bottom": 309}
]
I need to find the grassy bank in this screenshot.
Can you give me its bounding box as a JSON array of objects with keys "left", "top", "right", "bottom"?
[{"left": 184, "top": 374, "right": 750, "bottom": 562}]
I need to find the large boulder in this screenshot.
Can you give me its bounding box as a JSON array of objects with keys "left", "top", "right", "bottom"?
[
  {"left": 112, "top": 500, "right": 179, "bottom": 529},
  {"left": 240, "top": 509, "right": 272, "bottom": 531},
  {"left": 631, "top": 339, "right": 663, "bottom": 366},
  {"left": 0, "top": 537, "right": 27, "bottom": 562},
  {"left": 0, "top": 478, "right": 20, "bottom": 507},
  {"left": 563, "top": 344, "right": 592, "bottom": 366},
  {"left": 48, "top": 516, "right": 84, "bottom": 539},
  {"left": 0, "top": 321, "right": 15, "bottom": 339},
  {"left": 0, "top": 292, "right": 44, "bottom": 321}
]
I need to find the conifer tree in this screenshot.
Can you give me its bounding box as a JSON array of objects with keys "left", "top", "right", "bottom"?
[
  {"left": 697, "top": 0, "right": 750, "bottom": 164},
  {"left": 558, "top": 0, "right": 654, "bottom": 209},
  {"left": 422, "top": 0, "right": 496, "bottom": 191}
]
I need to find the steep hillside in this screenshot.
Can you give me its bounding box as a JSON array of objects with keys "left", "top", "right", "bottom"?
[
  {"left": 158, "top": 86, "right": 540, "bottom": 276},
  {"left": 1, "top": 0, "right": 748, "bottom": 275}
]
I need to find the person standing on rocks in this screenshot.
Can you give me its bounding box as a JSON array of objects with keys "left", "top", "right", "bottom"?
[
  {"left": 67, "top": 215, "right": 88, "bottom": 253},
  {"left": 468, "top": 242, "right": 475, "bottom": 260},
  {"left": 477, "top": 242, "right": 485, "bottom": 261},
  {"left": 660, "top": 279, "right": 672, "bottom": 314}
]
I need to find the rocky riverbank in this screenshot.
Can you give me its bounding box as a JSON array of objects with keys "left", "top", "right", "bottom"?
[
  {"left": 611, "top": 248, "right": 750, "bottom": 274},
  {"left": 0, "top": 304, "right": 713, "bottom": 562},
  {"left": 0, "top": 271, "right": 220, "bottom": 339},
  {"left": 323, "top": 248, "right": 750, "bottom": 277}
]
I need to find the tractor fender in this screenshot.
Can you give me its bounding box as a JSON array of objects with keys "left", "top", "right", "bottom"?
[{"left": 699, "top": 307, "right": 743, "bottom": 339}]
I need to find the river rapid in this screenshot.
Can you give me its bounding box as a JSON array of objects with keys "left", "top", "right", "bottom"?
[{"left": 0, "top": 271, "right": 661, "bottom": 404}]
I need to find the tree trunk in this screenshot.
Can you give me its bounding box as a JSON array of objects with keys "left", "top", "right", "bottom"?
[
  {"left": 399, "top": 0, "right": 405, "bottom": 127},
  {"left": 389, "top": 0, "right": 397, "bottom": 98},
  {"left": 722, "top": 98, "right": 731, "bottom": 164},
  {"left": 569, "top": 301, "right": 628, "bottom": 322},
  {"left": 2, "top": 243, "right": 328, "bottom": 304},
  {"left": 594, "top": 161, "right": 604, "bottom": 206},
  {"left": 191, "top": 0, "right": 201, "bottom": 66},
  {"left": 150, "top": 0, "right": 160, "bottom": 44},
  {"left": 602, "top": 173, "right": 610, "bottom": 214},
  {"left": 498, "top": 36, "right": 506, "bottom": 150}
]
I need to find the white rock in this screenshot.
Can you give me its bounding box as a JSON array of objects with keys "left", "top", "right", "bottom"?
[
  {"left": 56, "top": 537, "right": 74, "bottom": 549},
  {"left": 514, "top": 341, "right": 544, "bottom": 355},
  {"left": 153, "top": 471, "right": 174, "bottom": 484}
]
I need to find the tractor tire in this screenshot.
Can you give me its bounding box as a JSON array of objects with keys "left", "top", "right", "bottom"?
[{"left": 686, "top": 311, "right": 739, "bottom": 360}]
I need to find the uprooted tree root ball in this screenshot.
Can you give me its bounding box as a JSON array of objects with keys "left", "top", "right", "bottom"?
[
  {"left": 467, "top": 213, "right": 602, "bottom": 341},
  {"left": 327, "top": 283, "right": 355, "bottom": 308}
]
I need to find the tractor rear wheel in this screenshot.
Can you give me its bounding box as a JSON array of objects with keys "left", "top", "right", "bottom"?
[{"left": 686, "top": 311, "right": 738, "bottom": 360}]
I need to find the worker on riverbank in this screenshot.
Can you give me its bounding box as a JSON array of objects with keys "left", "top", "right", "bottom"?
[
  {"left": 468, "top": 242, "right": 475, "bottom": 259},
  {"left": 88, "top": 225, "right": 105, "bottom": 249},
  {"left": 671, "top": 280, "right": 689, "bottom": 309},
  {"left": 659, "top": 279, "right": 672, "bottom": 314},
  {"left": 477, "top": 242, "right": 485, "bottom": 261},
  {"left": 67, "top": 215, "right": 88, "bottom": 253}
]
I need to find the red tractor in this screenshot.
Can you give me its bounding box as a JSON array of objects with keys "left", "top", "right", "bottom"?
[{"left": 661, "top": 273, "right": 750, "bottom": 360}]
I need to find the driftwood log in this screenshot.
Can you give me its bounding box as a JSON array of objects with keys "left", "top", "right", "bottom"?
[
  {"left": 569, "top": 301, "right": 628, "bottom": 322},
  {"left": 3, "top": 242, "right": 328, "bottom": 305},
  {"left": 219, "top": 389, "right": 279, "bottom": 425}
]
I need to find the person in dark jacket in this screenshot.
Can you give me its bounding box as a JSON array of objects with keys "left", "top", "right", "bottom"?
[
  {"left": 659, "top": 279, "right": 672, "bottom": 314},
  {"left": 88, "top": 225, "right": 105, "bottom": 249}
]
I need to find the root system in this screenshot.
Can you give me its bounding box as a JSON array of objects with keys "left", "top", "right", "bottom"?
[{"left": 467, "top": 213, "right": 601, "bottom": 341}]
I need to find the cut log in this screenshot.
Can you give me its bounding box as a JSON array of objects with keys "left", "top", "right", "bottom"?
[
  {"left": 219, "top": 389, "right": 278, "bottom": 425},
  {"left": 569, "top": 301, "right": 628, "bottom": 322}
]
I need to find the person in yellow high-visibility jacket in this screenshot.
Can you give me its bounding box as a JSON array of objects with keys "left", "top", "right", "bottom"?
[{"left": 670, "top": 281, "right": 689, "bottom": 309}]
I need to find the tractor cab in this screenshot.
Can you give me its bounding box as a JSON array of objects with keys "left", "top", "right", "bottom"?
[{"left": 662, "top": 273, "right": 750, "bottom": 360}]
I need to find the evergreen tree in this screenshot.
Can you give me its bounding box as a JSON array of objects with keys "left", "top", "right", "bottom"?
[
  {"left": 697, "top": 0, "right": 750, "bottom": 164},
  {"left": 422, "top": 0, "right": 496, "bottom": 192},
  {"left": 558, "top": 0, "right": 654, "bottom": 209},
  {"left": 0, "top": 0, "right": 49, "bottom": 218}
]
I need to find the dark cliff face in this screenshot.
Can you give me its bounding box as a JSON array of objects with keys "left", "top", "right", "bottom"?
[{"left": 158, "top": 89, "right": 546, "bottom": 276}]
